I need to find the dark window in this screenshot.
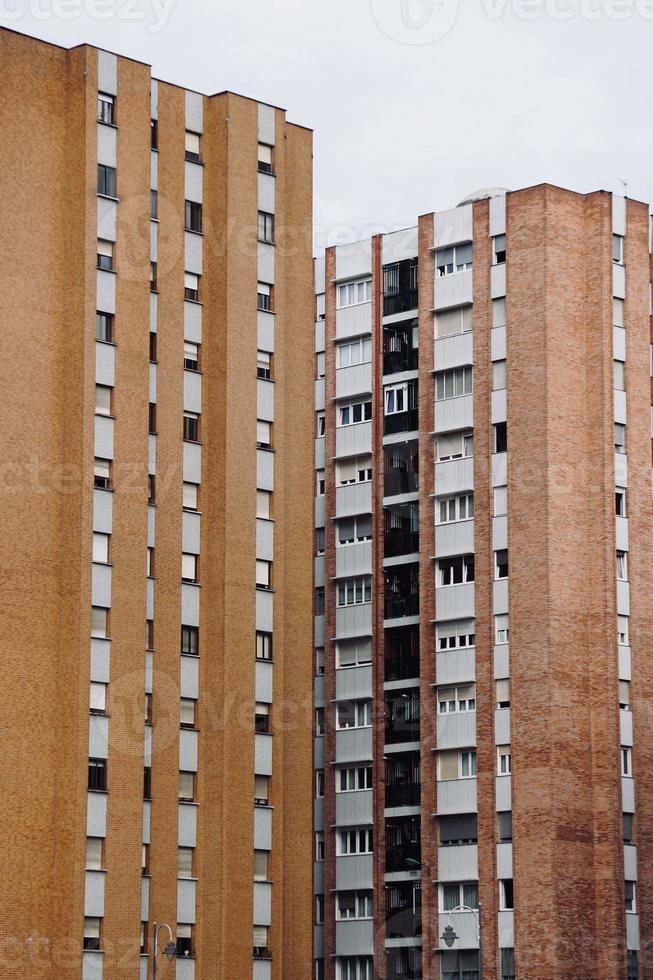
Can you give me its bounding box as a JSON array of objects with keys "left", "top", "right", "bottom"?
[
  {"left": 384, "top": 441, "right": 419, "bottom": 497},
  {"left": 185, "top": 131, "right": 201, "bottom": 163},
  {"left": 387, "top": 947, "right": 422, "bottom": 980},
  {"left": 383, "top": 318, "right": 418, "bottom": 374},
  {"left": 494, "top": 234, "right": 507, "bottom": 265},
  {"left": 494, "top": 422, "right": 508, "bottom": 453},
  {"left": 495, "top": 549, "right": 509, "bottom": 580},
  {"left": 385, "top": 563, "right": 419, "bottom": 619},
  {"left": 255, "top": 705, "right": 270, "bottom": 734},
  {"left": 97, "top": 241, "right": 113, "bottom": 271},
  {"left": 439, "top": 813, "right": 478, "bottom": 846},
  {"left": 258, "top": 143, "right": 274, "bottom": 174},
  {"left": 501, "top": 879, "right": 514, "bottom": 910},
  {"left": 256, "top": 631, "right": 272, "bottom": 661},
  {"left": 147, "top": 619, "right": 154, "bottom": 650},
  {"left": 98, "top": 92, "right": 115, "bottom": 125},
  {"left": 150, "top": 189, "right": 158, "bottom": 220},
  {"left": 185, "top": 200, "right": 203, "bottom": 233},
  {"left": 83, "top": 918, "right": 101, "bottom": 951},
  {"left": 384, "top": 501, "right": 419, "bottom": 558},
  {"left": 149, "top": 332, "right": 157, "bottom": 363},
  {"left": 628, "top": 951, "right": 640, "bottom": 980},
  {"left": 94, "top": 459, "right": 111, "bottom": 491},
  {"left": 501, "top": 949, "right": 516, "bottom": 980},
  {"left": 148, "top": 475, "right": 155, "bottom": 504},
  {"left": 383, "top": 258, "right": 418, "bottom": 316},
  {"left": 385, "top": 689, "right": 420, "bottom": 744},
  {"left": 96, "top": 311, "right": 114, "bottom": 343},
  {"left": 258, "top": 283, "right": 273, "bottom": 311},
  {"left": 258, "top": 211, "right": 275, "bottom": 244},
  {"left": 441, "top": 949, "right": 480, "bottom": 980},
  {"left": 384, "top": 625, "right": 420, "bottom": 682},
  {"left": 385, "top": 815, "right": 421, "bottom": 872},
  {"left": 88, "top": 758, "right": 107, "bottom": 792},
  {"left": 181, "top": 626, "right": 199, "bottom": 656},
  {"left": 386, "top": 880, "right": 422, "bottom": 939},
  {"left": 498, "top": 811, "right": 513, "bottom": 842},
  {"left": 623, "top": 812, "right": 634, "bottom": 843},
  {"left": 315, "top": 587, "right": 325, "bottom": 616},
  {"left": 143, "top": 766, "right": 152, "bottom": 800},
  {"left": 149, "top": 403, "right": 157, "bottom": 435},
  {"left": 98, "top": 164, "right": 117, "bottom": 198},
  {"left": 184, "top": 273, "right": 200, "bottom": 302},
  {"left": 150, "top": 119, "right": 158, "bottom": 150},
  {"left": 183, "top": 414, "right": 199, "bottom": 442},
  {"left": 385, "top": 751, "right": 420, "bottom": 808},
  {"left": 176, "top": 928, "right": 193, "bottom": 957}
]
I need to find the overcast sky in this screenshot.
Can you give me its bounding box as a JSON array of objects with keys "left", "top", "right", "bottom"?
[{"left": 5, "top": 0, "right": 653, "bottom": 250}]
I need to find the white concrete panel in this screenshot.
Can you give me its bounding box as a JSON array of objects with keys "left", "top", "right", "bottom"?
[
  {"left": 96, "top": 269, "right": 116, "bottom": 314},
  {"left": 437, "top": 777, "right": 477, "bottom": 815},
  {"left": 149, "top": 363, "right": 157, "bottom": 404},
  {"left": 257, "top": 518, "right": 274, "bottom": 562},
  {"left": 620, "top": 709, "right": 633, "bottom": 747},
  {"left": 90, "top": 638, "right": 110, "bottom": 684},
  {"left": 97, "top": 196, "right": 117, "bottom": 241},
  {"left": 434, "top": 331, "right": 474, "bottom": 372},
  {"left": 95, "top": 341, "right": 115, "bottom": 387},
  {"left": 625, "top": 844, "right": 637, "bottom": 881},
  {"left": 613, "top": 194, "right": 627, "bottom": 236},
  {"left": 615, "top": 452, "right": 628, "bottom": 488},
  {"left": 435, "top": 582, "right": 475, "bottom": 622},
  {"left": 626, "top": 914, "right": 640, "bottom": 951},
  {"left": 494, "top": 709, "right": 511, "bottom": 745},
  {"left": 617, "top": 580, "right": 630, "bottom": 616},
  {"left": 614, "top": 389, "right": 627, "bottom": 425},
  {"left": 335, "top": 421, "right": 372, "bottom": 458},
  {"left": 185, "top": 90, "right": 203, "bottom": 132},
  {"left": 258, "top": 172, "right": 275, "bottom": 213},
  {"left": 145, "top": 651, "right": 153, "bottom": 694},
  {"left": 177, "top": 879, "right": 196, "bottom": 924},
  {"left": 254, "top": 882, "right": 272, "bottom": 925},
  {"left": 91, "top": 562, "right": 112, "bottom": 609},
  {"left": 622, "top": 777, "right": 635, "bottom": 812},
  {"left": 438, "top": 911, "right": 478, "bottom": 949},
  {"left": 93, "top": 489, "right": 113, "bottom": 534},
  {"left": 148, "top": 435, "right": 156, "bottom": 476},
  {"left": 335, "top": 727, "right": 373, "bottom": 764},
  {"left": 315, "top": 438, "right": 325, "bottom": 470},
  {"left": 150, "top": 221, "right": 158, "bottom": 263},
  {"left": 492, "top": 388, "right": 507, "bottom": 424},
  {"left": 336, "top": 603, "right": 373, "bottom": 640},
  {"left": 178, "top": 803, "right": 197, "bottom": 847},
  {"left": 185, "top": 161, "right": 203, "bottom": 203},
  {"left": 437, "top": 711, "right": 477, "bottom": 750},
  {"left": 336, "top": 363, "right": 372, "bottom": 401},
  {"left": 176, "top": 958, "right": 195, "bottom": 980},
  {"left": 151, "top": 149, "right": 158, "bottom": 189},
  {"left": 257, "top": 449, "right": 274, "bottom": 491},
  {"left": 492, "top": 453, "right": 508, "bottom": 487},
  {"left": 98, "top": 50, "right": 117, "bottom": 94},
  {"left": 97, "top": 123, "right": 117, "bottom": 168},
  {"left": 498, "top": 911, "right": 514, "bottom": 948},
  {"left": 437, "top": 844, "right": 478, "bottom": 881},
  {"left": 254, "top": 805, "right": 272, "bottom": 850},
  {"left": 619, "top": 645, "right": 632, "bottom": 682},
  {"left": 491, "top": 326, "right": 506, "bottom": 361},
  {"left": 314, "top": 256, "right": 326, "bottom": 293},
  {"left": 335, "top": 665, "right": 372, "bottom": 703},
  {"left": 94, "top": 415, "right": 114, "bottom": 460},
  {"left": 183, "top": 442, "right": 202, "bottom": 484},
  {"left": 257, "top": 311, "right": 275, "bottom": 353},
  {"left": 184, "top": 300, "right": 202, "bottom": 343},
  {"left": 258, "top": 242, "right": 275, "bottom": 283},
  {"left": 255, "top": 734, "right": 273, "bottom": 776},
  {"left": 491, "top": 263, "right": 507, "bottom": 298},
  {"left": 180, "top": 655, "right": 199, "bottom": 701},
  {"left": 258, "top": 102, "right": 276, "bottom": 145},
  {"left": 494, "top": 645, "right": 510, "bottom": 680},
  {"left": 382, "top": 226, "right": 418, "bottom": 264},
  {"left": 435, "top": 519, "right": 475, "bottom": 559},
  {"left": 143, "top": 800, "right": 151, "bottom": 844},
  {"left": 256, "top": 588, "right": 274, "bottom": 632},
  {"left": 315, "top": 318, "right": 325, "bottom": 352},
  {"left": 182, "top": 511, "right": 201, "bottom": 555},
  {"left": 336, "top": 541, "right": 372, "bottom": 579},
  {"left": 336, "top": 240, "right": 372, "bottom": 280},
  {"left": 336, "top": 483, "right": 372, "bottom": 518},
  {"left": 490, "top": 194, "right": 507, "bottom": 237},
  {"left": 185, "top": 231, "right": 203, "bottom": 275},
  {"left": 84, "top": 871, "right": 106, "bottom": 917},
  {"left": 179, "top": 729, "right": 198, "bottom": 772},
  {"left": 181, "top": 584, "right": 200, "bottom": 627},
  {"left": 87, "top": 791, "right": 107, "bottom": 837},
  {"left": 493, "top": 579, "right": 509, "bottom": 615},
  {"left": 436, "top": 647, "right": 476, "bottom": 686},
  {"left": 335, "top": 854, "right": 373, "bottom": 891},
  {"left": 257, "top": 380, "right": 275, "bottom": 422},
  {"left": 335, "top": 303, "right": 372, "bottom": 340},
  {"left": 434, "top": 457, "right": 474, "bottom": 497},
  {"left": 435, "top": 270, "right": 473, "bottom": 310},
  {"left": 82, "top": 952, "right": 104, "bottom": 980},
  {"left": 183, "top": 370, "right": 202, "bottom": 415},
  {"left": 616, "top": 517, "right": 629, "bottom": 552},
  {"left": 614, "top": 326, "right": 626, "bottom": 362},
  {"left": 613, "top": 263, "right": 626, "bottom": 299},
  {"left": 255, "top": 660, "right": 273, "bottom": 703},
  {"left": 496, "top": 842, "right": 513, "bottom": 879},
  {"left": 434, "top": 205, "right": 473, "bottom": 248},
  {"left": 88, "top": 715, "right": 110, "bottom": 760},
  {"left": 141, "top": 875, "right": 149, "bottom": 921},
  {"left": 492, "top": 516, "right": 508, "bottom": 551},
  {"left": 143, "top": 725, "right": 152, "bottom": 768},
  {"left": 146, "top": 577, "right": 154, "bottom": 621},
  {"left": 435, "top": 394, "right": 474, "bottom": 434},
  {"left": 150, "top": 291, "right": 158, "bottom": 331},
  {"left": 495, "top": 775, "right": 512, "bottom": 810}
]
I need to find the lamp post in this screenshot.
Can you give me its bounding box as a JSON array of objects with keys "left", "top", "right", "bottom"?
[
  {"left": 440, "top": 903, "right": 483, "bottom": 980},
  {"left": 152, "top": 922, "right": 176, "bottom": 980}
]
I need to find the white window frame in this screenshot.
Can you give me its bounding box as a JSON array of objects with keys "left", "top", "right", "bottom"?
[
  {"left": 617, "top": 550, "right": 628, "bottom": 581},
  {"left": 435, "top": 366, "right": 473, "bottom": 401},
  {"left": 437, "top": 684, "right": 476, "bottom": 714},
  {"left": 336, "top": 890, "right": 373, "bottom": 920},
  {"left": 498, "top": 745, "right": 512, "bottom": 776},
  {"left": 92, "top": 532, "right": 109, "bottom": 564},
  {"left": 183, "top": 482, "right": 198, "bottom": 511},
  {"left": 622, "top": 746, "right": 632, "bottom": 776},
  {"left": 492, "top": 234, "right": 506, "bottom": 265},
  {"left": 436, "top": 493, "right": 474, "bottom": 524},
  {"left": 337, "top": 337, "right": 372, "bottom": 368},
  {"left": 336, "top": 278, "right": 372, "bottom": 309},
  {"left": 436, "top": 242, "right": 473, "bottom": 278},
  {"left": 336, "top": 456, "right": 372, "bottom": 486},
  {"left": 338, "top": 399, "right": 372, "bottom": 428},
  {"left": 336, "top": 827, "right": 373, "bottom": 855},
  {"left": 384, "top": 382, "right": 408, "bottom": 415},
  {"left": 435, "top": 305, "right": 472, "bottom": 338},
  {"left": 337, "top": 766, "right": 373, "bottom": 793},
  {"left": 436, "top": 620, "right": 475, "bottom": 651},
  {"left": 618, "top": 615, "right": 630, "bottom": 646},
  {"left": 336, "top": 700, "right": 372, "bottom": 730},
  {"left": 436, "top": 430, "right": 473, "bottom": 462},
  {"left": 437, "top": 554, "right": 475, "bottom": 588},
  {"left": 495, "top": 614, "right": 509, "bottom": 645},
  {"left": 337, "top": 577, "right": 372, "bottom": 607},
  {"left": 336, "top": 638, "right": 373, "bottom": 669}
]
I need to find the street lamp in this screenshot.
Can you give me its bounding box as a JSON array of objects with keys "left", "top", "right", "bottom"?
[
  {"left": 152, "top": 922, "right": 176, "bottom": 980},
  {"left": 439, "top": 903, "right": 483, "bottom": 980}
]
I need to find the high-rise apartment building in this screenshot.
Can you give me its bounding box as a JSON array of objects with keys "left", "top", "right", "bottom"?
[
  {"left": 0, "top": 27, "right": 314, "bottom": 980},
  {"left": 313, "top": 185, "right": 653, "bottom": 980}
]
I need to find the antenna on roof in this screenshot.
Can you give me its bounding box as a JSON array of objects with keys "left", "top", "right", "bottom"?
[{"left": 618, "top": 177, "right": 629, "bottom": 196}]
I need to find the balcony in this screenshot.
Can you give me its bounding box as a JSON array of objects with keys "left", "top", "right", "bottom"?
[
  {"left": 385, "top": 563, "right": 419, "bottom": 621},
  {"left": 385, "top": 782, "right": 421, "bottom": 808},
  {"left": 384, "top": 441, "right": 419, "bottom": 498},
  {"left": 384, "top": 502, "right": 419, "bottom": 559},
  {"left": 385, "top": 751, "right": 420, "bottom": 808},
  {"left": 384, "top": 407, "right": 418, "bottom": 437},
  {"left": 385, "top": 690, "right": 420, "bottom": 745},
  {"left": 384, "top": 625, "right": 420, "bottom": 683},
  {"left": 383, "top": 259, "right": 419, "bottom": 317},
  {"left": 383, "top": 320, "right": 418, "bottom": 375},
  {"left": 385, "top": 815, "right": 421, "bottom": 872},
  {"left": 386, "top": 882, "right": 422, "bottom": 939}
]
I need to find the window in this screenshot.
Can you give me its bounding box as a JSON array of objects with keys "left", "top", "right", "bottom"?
[
  {"left": 616, "top": 489, "right": 626, "bottom": 517},
  {"left": 493, "top": 359, "right": 507, "bottom": 390},
  {"left": 179, "top": 771, "right": 195, "bottom": 801},
  {"left": 615, "top": 423, "right": 626, "bottom": 453},
  {"left": 614, "top": 297, "right": 625, "bottom": 327},
  {"left": 337, "top": 278, "right": 372, "bottom": 308},
  {"left": 257, "top": 490, "right": 271, "bottom": 519},
  {"left": 183, "top": 483, "right": 199, "bottom": 511},
  {"left": 336, "top": 891, "right": 373, "bottom": 919},
  {"left": 622, "top": 747, "right": 632, "bottom": 776},
  {"left": 316, "top": 352, "right": 326, "bottom": 378},
  {"left": 495, "top": 549, "right": 509, "bottom": 580},
  {"left": 339, "top": 398, "right": 372, "bottom": 426},
  {"left": 435, "top": 366, "right": 473, "bottom": 400},
  {"left": 253, "top": 925, "right": 270, "bottom": 958},
  {"left": 498, "top": 745, "right": 512, "bottom": 775},
  {"left": 496, "top": 679, "right": 511, "bottom": 712},
  {"left": 337, "top": 337, "right": 372, "bottom": 367},
  {"left": 337, "top": 958, "right": 373, "bottom": 980},
  {"left": 436, "top": 242, "right": 472, "bottom": 277},
  {"left": 90, "top": 682, "right": 107, "bottom": 715},
  {"left": 180, "top": 699, "right": 196, "bottom": 729},
  {"left": 495, "top": 614, "right": 509, "bottom": 644},
  {"left": 149, "top": 331, "right": 157, "bottom": 363},
  {"left": 437, "top": 493, "right": 474, "bottom": 524},
  {"left": 315, "top": 528, "right": 325, "bottom": 555},
  {"left": 98, "top": 164, "right": 116, "bottom": 198},
  {"left": 255, "top": 703, "right": 270, "bottom": 734},
  {"left": 183, "top": 413, "right": 199, "bottom": 442},
  {"left": 337, "top": 576, "right": 372, "bottom": 606},
  {"left": 256, "top": 631, "right": 272, "bottom": 661},
  {"left": 315, "top": 832, "right": 325, "bottom": 860},
  {"left": 88, "top": 758, "right": 107, "bottom": 792},
  {"left": 623, "top": 812, "right": 634, "bottom": 844},
  {"left": 337, "top": 700, "right": 372, "bottom": 729},
  {"left": 628, "top": 951, "right": 640, "bottom": 980},
  {"left": 337, "top": 827, "right": 373, "bottom": 855},
  {"left": 147, "top": 620, "right": 154, "bottom": 650},
  {"left": 181, "top": 625, "right": 199, "bottom": 656},
  {"left": 257, "top": 350, "right": 272, "bottom": 380},
  {"left": 338, "top": 767, "right": 372, "bottom": 792},
  {"left": 95, "top": 385, "right": 112, "bottom": 418},
  {"left": 256, "top": 559, "right": 271, "bottom": 589},
  {"left": 316, "top": 470, "right": 325, "bottom": 496},
  {"left": 257, "top": 420, "right": 272, "bottom": 449},
  {"left": 96, "top": 311, "right": 114, "bottom": 343},
  {"left": 438, "top": 749, "right": 476, "bottom": 780},
  {"left": 614, "top": 360, "right": 625, "bottom": 390},
  {"left": 140, "top": 923, "right": 148, "bottom": 955},
  {"left": 258, "top": 210, "right": 275, "bottom": 244},
  {"left": 91, "top": 606, "right": 108, "bottom": 638},
  {"left": 613, "top": 233, "right": 624, "bottom": 264},
  {"left": 493, "top": 296, "right": 507, "bottom": 328},
  {"left": 257, "top": 282, "right": 273, "bottom": 311},
  {"left": 86, "top": 837, "right": 103, "bottom": 870},
  {"left": 315, "top": 770, "right": 325, "bottom": 797},
  {"left": 619, "top": 680, "right": 631, "bottom": 711},
  {"left": 143, "top": 766, "right": 152, "bottom": 800},
  {"left": 92, "top": 532, "right": 110, "bottom": 564},
  {"left": 315, "top": 706, "right": 325, "bottom": 736},
  {"left": 494, "top": 485, "right": 508, "bottom": 516},
  {"left": 494, "top": 421, "right": 507, "bottom": 453},
  {"left": 384, "top": 383, "right": 408, "bottom": 416},
  {"left": 439, "top": 813, "right": 478, "bottom": 846},
  {"left": 254, "top": 850, "right": 269, "bottom": 881},
  {"left": 336, "top": 638, "right": 372, "bottom": 668},
  {"left": 337, "top": 515, "right": 372, "bottom": 546},
  {"left": 98, "top": 92, "right": 115, "bottom": 125},
  {"left": 500, "top": 878, "right": 514, "bottom": 910},
  {"left": 315, "top": 588, "right": 325, "bottom": 615},
  {"left": 150, "top": 262, "right": 158, "bottom": 292},
  {"left": 316, "top": 413, "right": 325, "bottom": 437},
  {"left": 501, "top": 949, "right": 516, "bottom": 980},
  {"left": 618, "top": 615, "right": 629, "bottom": 646},
  {"left": 437, "top": 555, "right": 475, "bottom": 587},
  {"left": 315, "top": 647, "right": 325, "bottom": 675},
  {"left": 336, "top": 456, "right": 372, "bottom": 485},
  {"left": 185, "top": 200, "right": 202, "bottom": 233},
  {"left": 436, "top": 430, "right": 473, "bottom": 462},
  {"left": 617, "top": 550, "right": 628, "bottom": 580},
  {"left": 498, "top": 811, "right": 513, "bottom": 843},
  {"left": 97, "top": 239, "right": 113, "bottom": 271},
  {"left": 435, "top": 305, "right": 472, "bottom": 338},
  {"left": 145, "top": 693, "right": 152, "bottom": 725},
  {"left": 182, "top": 553, "right": 198, "bottom": 583},
  {"left": 185, "top": 131, "right": 201, "bottom": 163},
  {"left": 184, "top": 272, "right": 200, "bottom": 302},
  {"left": 148, "top": 403, "right": 157, "bottom": 435},
  {"left": 254, "top": 775, "right": 269, "bottom": 805},
  {"left": 177, "top": 846, "right": 193, "bottom": 879},
  {"left": 184, "top": 341, "right": 199, "bottom": 371},
  {"left": 83, "top": 917, "right": 101, "bottom": 951},
  {"left": 150, "top": 189, "right": 158, "bottom": 219},
  {"left": 493, "top": 234, "right": 506, "bottom": 265},
  {"left": 176, "top": 924, "right": 193, "bottom": 958},
  {"left": 437, "top": 684, "right": 476, "bottom": 714},
  {"left": 258, "top": 142, "right": 273, "bottom": 174},
  {"left": 436, "top": 620, "right": 475, "bottom": 650},
  {"left": 440, "top": 881, "right": 478, "bottom": 912},
  {"left": 625, "top": 880, "right": 636, "bottom": 912}
]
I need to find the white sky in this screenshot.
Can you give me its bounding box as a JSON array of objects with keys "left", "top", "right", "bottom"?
[{"left": 5, "top": 0, "right": 653, "bottom": 251}]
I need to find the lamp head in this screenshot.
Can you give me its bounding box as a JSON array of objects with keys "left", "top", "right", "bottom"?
[{"left": 442, "top": 924, "right": 458, "bottom": 948}]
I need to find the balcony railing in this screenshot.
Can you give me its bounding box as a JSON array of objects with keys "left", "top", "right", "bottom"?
[
  {"left": 384, "top": 528, "right": 419, "bottom": 558},
  {"left": 384, "top": 654, "right": 420, "bottom": 682},
  {"left": 385, "top": 841, "right": 421, "bottom": 872},
  {"left": 385, "top": 782, "right": 421, "bottom": 808},
  {"left": 383, "top": 289, "right": 418, "bottom": 317},
  {"left": 384, "top": 408, "right": 418, "bottom": 437}
]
